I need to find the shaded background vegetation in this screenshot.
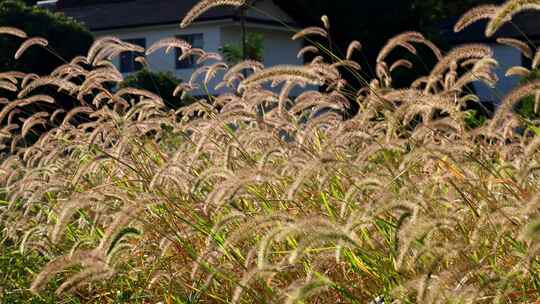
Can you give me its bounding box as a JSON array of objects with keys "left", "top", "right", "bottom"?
[
  {"left": 272, "top": 0, "right": 506, "bottom": 118},
  {"left": 0, "top": 0, "right": 93, "bottom": 75},
  {"left": 120, "top": 69, "right": 193, "bottom": 110},
  {"left": 0, "top": 0, "right": 94, "bottom": 145},
  {"left": 275, "top": 0, "right": 504, "bottom": 59}
]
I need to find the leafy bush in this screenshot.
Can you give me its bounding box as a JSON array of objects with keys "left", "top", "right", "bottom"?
[
  {"left": 1, "top": 0, "right": 540, "bottom": 303},
  {"left": 0, "top": 0, "right": 93, "bottom": 74},
  {"left": 120, "top": 69, "right": 194, "bottom": 110},
  {"left": 0, "top": 0, "right": 94, "bottom": 144},
  {"left": 220, "top": 32, "right": 264, "bottom": 64},
  {"left": 0, "top": 0, "right": 38, "bottom": 7},
  {"left": 516, "top": 68, "right": 540, "bottom": 119}
]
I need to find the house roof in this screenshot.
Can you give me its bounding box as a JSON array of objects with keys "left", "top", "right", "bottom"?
[
  {"left": 48, "top": 0, "right": 289, "bottom": 31},
  {"left": 440, "top": 11, "right": 540, "bottom": 44}
]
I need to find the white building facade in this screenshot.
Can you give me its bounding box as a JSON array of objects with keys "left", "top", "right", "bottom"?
[
  {"left": 43, "top": 0, "right": 303, "bottom": 95},
  {"left": 440, "top": 12, "right": 539, "bottom": 107}
]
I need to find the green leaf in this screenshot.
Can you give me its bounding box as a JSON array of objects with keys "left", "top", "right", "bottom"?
[{"left": 107, "top": 227, "right": 141, "bottom": 256}]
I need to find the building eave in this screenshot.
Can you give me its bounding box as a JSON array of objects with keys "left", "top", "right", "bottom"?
[{"left": 86, "top": 16, "right": 297, "bottom": 33}]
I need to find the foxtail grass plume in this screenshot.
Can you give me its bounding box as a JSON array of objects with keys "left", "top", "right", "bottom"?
[
  {"left": 496, "top": 37, "right": 533, "bottom": 58},
  {"left": 486, "top": 0, "right": 540, "bottom": 37},
  {"left": 14, "top": 37, "right": 48, "bottom": 60},
  {"left": 146, "top": 37, "right": 192, "bottom": 55},
  {"left": 491, "top": 79, "right": 540, "bottom": 129},
  {"left": 346, "top": 40, "right": 362, "bottom": 60},
  {"left": 533, "top": 48, "right": 540, "bottom": 68},
  {"left": 454, "top": 5, "right": 498, "bottom": 32},
  {"left": 180, "top": 0, "right": 247, "bottom": 28},
  {"left": 239, "top": 65, "right": 326, "bottom": 89},
  {"left": 321, "top": 15, "right": 330, "bottom": 30},
  {"left": 297, "top": 45, "right": 319, "bottom": 59},
  {"left": 0, "top": 26, "right": 27, "bottom": 38},
  {"left": 292, "top": 26, "right": 328, "bottom": 40},
  {"left": 505, "top": 66, "right": 530, "bottom": 77}
]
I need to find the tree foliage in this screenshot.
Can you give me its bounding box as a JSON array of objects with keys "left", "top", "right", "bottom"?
[
  {"left": 0, "top": 0, "right": 94, "bottom": 144},
  {"left": 274, "top": 0, "right": 502, "bottom": 61},
  {"left": 121, "top": 69, "right": 193, "bottom": 110},
  {"left": 517, "top": 69, "right": 540, "bottom": 119},
  {"left": 3, "top": 0, "right": 38, "bottom": 5},
  {"left": 0, "top": 0, "right": 93, "bottom": 75},
  {"left": 220, "top": 33, "right": 264, "bottom": 64}
]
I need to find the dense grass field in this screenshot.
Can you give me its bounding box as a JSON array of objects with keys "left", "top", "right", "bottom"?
[{"left": 2, "top": 0, "right": 540, "bottom": 302}]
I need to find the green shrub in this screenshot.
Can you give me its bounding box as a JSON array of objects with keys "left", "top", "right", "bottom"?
[
  {"left": 120, "top": 69, "right": 194, "bottom": 110},
  {"left": 220, "top": 33, "right": 264, "bottom": 64},
  {"left": 517, "top": 69, "right": 540, "bottom": 119},
  {"left": 0, "top": 0, "right": 93, "bottom": 75}
]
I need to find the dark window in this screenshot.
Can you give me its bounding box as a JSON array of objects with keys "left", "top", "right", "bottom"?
[
  {"left": 120, "top": 38, "right": 146, "bottom": 73},
  {"left": 176, "top": 34, "right": 204, "bottom": 69}
]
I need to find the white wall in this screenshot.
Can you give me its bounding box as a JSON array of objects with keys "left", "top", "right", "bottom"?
[
  {"left": 95, "top": 22, "right": 227, "bottom": 95},
  {"left": 221, "top": 24, "right": 305, "bottom": 95},
  {"left": 473, "top": 43, "right": 522, "bottom": 104},
  {"left": 95, "top": 20, "right": 304, "bottom": 96},
  {"left": 220, "top": 25, "right": 302, "bottom": 67}
]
